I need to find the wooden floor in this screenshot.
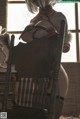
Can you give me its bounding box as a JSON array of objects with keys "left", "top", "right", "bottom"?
[{"left": 60, "top": 116, "right": 80, "bottom": 119}]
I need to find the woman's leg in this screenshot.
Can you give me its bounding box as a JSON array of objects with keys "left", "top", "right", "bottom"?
[{"left": 54, "top": 64, "right": 69, "bottom": 119}]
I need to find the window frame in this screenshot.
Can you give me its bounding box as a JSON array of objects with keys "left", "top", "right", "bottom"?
[{"left": 7, "top": 1, "right": 80, "bottom": 62}]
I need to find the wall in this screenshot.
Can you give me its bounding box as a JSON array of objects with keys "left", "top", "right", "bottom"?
[
  {"left": 0, "top": 0, "right": 6, "bottom": 28},
  {"left": 62, "top": 63, "right": 80, "bottom": 116}
]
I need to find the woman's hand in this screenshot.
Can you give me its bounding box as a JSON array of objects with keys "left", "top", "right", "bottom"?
[{"left": 63, "top": 43, "right": 70, "bottom": 53}]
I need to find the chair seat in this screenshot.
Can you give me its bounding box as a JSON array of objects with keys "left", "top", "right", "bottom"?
[{"left": 7, "top": 106, "right": 47, "bottom": 119}]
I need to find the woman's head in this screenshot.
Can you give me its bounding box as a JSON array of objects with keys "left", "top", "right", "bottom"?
[{"left": 25, "top": 0, "right": 58, "bottom": 13}]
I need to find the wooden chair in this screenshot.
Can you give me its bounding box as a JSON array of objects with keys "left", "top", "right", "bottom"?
[{"left": 2, "top": 20, "right": 65, "bottom": 119}]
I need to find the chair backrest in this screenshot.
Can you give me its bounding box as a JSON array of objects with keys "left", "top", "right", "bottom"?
[
  {"left": 13, "top": 34, "right": 57, "bottom": 78},
  {"left": 2, "top": 20, "right": 65, "bottom": 119}
]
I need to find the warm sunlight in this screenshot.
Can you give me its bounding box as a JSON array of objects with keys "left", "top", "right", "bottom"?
[{"left": 7, "top": 2, "right": 80, "bottom": 62}]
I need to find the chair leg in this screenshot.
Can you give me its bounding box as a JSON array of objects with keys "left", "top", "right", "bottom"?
[{"left": 54, "top": 96, "right": 64, "bottom": 119}]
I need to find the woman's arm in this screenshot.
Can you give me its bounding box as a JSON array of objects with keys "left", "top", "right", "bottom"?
[{"left": 55, "top": 12, "right": 71, "bottom": 53}]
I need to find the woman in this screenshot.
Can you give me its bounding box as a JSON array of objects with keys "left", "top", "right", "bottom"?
[{"left": 20, "top": 0, "right": 71, "bottom": 118}]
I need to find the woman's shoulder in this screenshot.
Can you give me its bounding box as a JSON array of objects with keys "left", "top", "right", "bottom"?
[
  {"left": 30, "top": 15, "right": 38, "bottom": 24},
  {"left": 49, "top": 11, "right": 67, "bottom": 28},
  {"left": 30, "top": 12, "right": 45, "bottom": 22},
  {"left": 51, "top": 11, "right": 67, "bottom": 21}
]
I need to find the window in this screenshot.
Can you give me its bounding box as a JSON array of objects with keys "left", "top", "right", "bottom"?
[
  {"left": 53, "top": 3, "right": 77, "bottom": 62},
  {"left": 78, "top": 4, "right": 80, "bottom": 29},
  {"left": 7, "top": 0, "right": 80, "bottom": 62}
]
